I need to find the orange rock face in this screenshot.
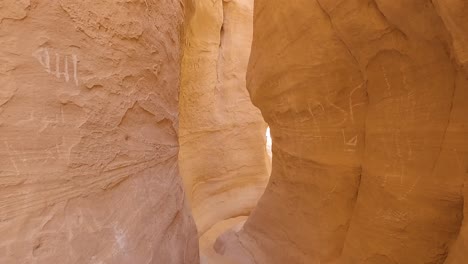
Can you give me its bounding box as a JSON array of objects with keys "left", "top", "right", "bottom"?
[
  {"left": 0, "top": 1, "right": 198, "bottom": 263},
  {"left": 215, "top": 1, "right": 468, "bottom": 263},
  {"left": 2, "top": 1, "right": 468, "bottom": 263},
  {"left": 180, "top": 0, "right": 269, "bottom": 239}
]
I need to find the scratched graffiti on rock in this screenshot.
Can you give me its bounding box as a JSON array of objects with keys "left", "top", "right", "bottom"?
[{"left": 33, "top": 48, "right": 79, "bottom": 86}]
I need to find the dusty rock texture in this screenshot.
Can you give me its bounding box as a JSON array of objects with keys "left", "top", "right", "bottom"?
[
  {"left": 179, "top": 0, "right": 270, "bottom": 239},
  {"left": 0, "top": 0, "right": 199, "bottom": 263},
  {"left": 215, "top": 0, "right": 468, "bottom": 263}
]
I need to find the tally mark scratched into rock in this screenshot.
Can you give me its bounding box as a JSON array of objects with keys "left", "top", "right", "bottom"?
[{"left": 33, "top": 48, "right": 79, "bottom": 86}]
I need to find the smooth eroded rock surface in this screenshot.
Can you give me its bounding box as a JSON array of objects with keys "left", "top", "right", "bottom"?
[
  {"left": 180, "top": 0, "right": 270, "bottom": 238},
  {"left": 215, "top": 1, "right": 468, "bottom": 263},
  {"left": 0, "top": 0, "right": 198, "bottom": 263}
]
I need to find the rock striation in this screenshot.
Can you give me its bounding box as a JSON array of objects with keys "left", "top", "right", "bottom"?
[
  {"left": 215, "top": 0, "right": 468, "bottom": 263},
  {"left": 180, "top": 0, "right": 270, "bottom": 241},
  {"left": 2, "top": 0, "right": 468, "bottom": 263},
  {"left": 0, "top": 0, "right": 198, "bottom": 263}
]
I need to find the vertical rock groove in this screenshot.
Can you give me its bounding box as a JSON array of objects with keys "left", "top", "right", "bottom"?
[{"left": 179, "top": 0, "right": 269, "bottom": 262}]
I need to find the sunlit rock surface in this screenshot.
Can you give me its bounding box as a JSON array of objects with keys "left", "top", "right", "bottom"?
[
  {"left": 0, "top": 0, "right": 198, "bottom": 263},
  {"left": 179, "top": 0, "right": 270, "bottom": 245},
  {"left": 215, "top": 0, "right": 468, "bottom": 263},
  {"left": 2, "top": 0, "right": 468, "bottom": 263}
]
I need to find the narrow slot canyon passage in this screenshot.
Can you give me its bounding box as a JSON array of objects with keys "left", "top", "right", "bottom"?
[
  {"left": 178, "top": 0, "right": 270, "bottom": 262},
  {"left": 1, "top": 0, "right": 468, "bottom": 264}
]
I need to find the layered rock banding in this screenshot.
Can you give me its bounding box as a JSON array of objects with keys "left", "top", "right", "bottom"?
[
  {"left": 180, "top": 0, "right": 270, "bottom": 242},
  {"left": 215, "top": 0, "right": 468, "bottom": 263},
  {"left": 0, "top": 0, "right": 198, "bottom": 263},
  {"left": 2, "top": 0, "right": 468, "bottom": 263}
]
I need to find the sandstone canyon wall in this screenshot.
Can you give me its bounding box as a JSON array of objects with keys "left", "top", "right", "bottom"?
[
  {"left": 179, "top": 0, "right": 270, "bottom": 240},
  {"left": 215, "top": 0, "right": 468, "bottom": 263},
  {"left": 0, "top": 0, "right": 199, "bottom": 263},
  {"left": 2, "top": 0, "right": 468, "bottom": 263}
]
